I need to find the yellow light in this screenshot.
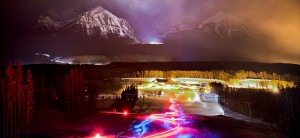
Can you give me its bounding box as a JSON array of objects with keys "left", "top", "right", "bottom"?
[
  {"left": 204, "top": 89, "right": 210, "bottom": 93},
  {"left": 273, "top": 87, "right": 279, "bottom": 93}
]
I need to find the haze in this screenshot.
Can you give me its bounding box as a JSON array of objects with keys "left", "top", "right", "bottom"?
[{"left": 1, "top": 0, "right": 299, "bottom": 64}]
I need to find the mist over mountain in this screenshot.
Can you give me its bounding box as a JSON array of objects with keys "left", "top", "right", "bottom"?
[
  {"left": 162, "top": 11, "right": 257, "bottom": 39},
  {"left": 198, "top": 11, "right": 256, "bottom": 40},
  {"left": 159, "top": 11, "right": 268, "bottom": 62}
]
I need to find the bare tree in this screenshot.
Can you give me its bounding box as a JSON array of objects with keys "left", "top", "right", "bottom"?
[
  {"left": 64, "top": 68, "right": 85, "bottom": 118},
  {"left": 1, "top": 63, "right": 34, "bottom": 138}
]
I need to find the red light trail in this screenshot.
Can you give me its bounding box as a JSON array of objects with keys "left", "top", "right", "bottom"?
[
  {"left": 117, "top": 92, "right": 186, "bottom": 137},
  {"left": 144, "top": 98, "right": 182, "bottom": 138}
]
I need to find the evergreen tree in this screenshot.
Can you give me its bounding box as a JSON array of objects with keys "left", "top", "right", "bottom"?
[{"left": 64, "top": 68, "right": 85, "bottom": 117}]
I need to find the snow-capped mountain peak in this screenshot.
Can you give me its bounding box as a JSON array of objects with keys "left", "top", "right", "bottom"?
[
  {"left": 199, "top": 11, "right": 254, "bottom": 39},
  {"left": 76, "top": 5, "right": 135, "bottom": 38},
  {"left": 33, "top": 5, "right": 139, "bottom": 43}
]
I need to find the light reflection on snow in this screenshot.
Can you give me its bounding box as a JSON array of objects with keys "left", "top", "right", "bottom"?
[
  {"left": 35, "top": 53, "right": 51, "bottom": 57},
  {"left": 50, "top": 57, "right": 110, "bottom": 65}
]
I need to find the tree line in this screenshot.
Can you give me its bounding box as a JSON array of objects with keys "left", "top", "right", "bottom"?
[
  {"left": 0, "top": 62, "right": 34, "bottom": 138},
  {"left": 127, "top": 70, "right": 299, "bottom": 82}
]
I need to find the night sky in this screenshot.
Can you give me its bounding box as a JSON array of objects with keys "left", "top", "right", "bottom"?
[{"left": 1, "top": 0, "right": 300, "bottom": 65}]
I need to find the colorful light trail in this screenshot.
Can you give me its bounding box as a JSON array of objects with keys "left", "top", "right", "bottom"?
[{"left": 117, "top": 92, "right": 187, "bottom": 137}]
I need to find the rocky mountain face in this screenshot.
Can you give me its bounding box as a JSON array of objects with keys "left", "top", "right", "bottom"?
[
  {"left": 34, "top": 16, "right": 61, "bottom": 31},
  {"left": 33, "top": 6, "right": 139, "bottom": 43}
]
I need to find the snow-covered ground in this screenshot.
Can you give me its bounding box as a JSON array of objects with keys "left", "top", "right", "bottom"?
[
  {"left": 222, "top": 106, "right": 276, "bottom": 126},
  {"left": 181, "top": 101, "right": 224, "bottom": 116},
  {"left": 180, "top": 92, "right": 225, "bottom": 116}
]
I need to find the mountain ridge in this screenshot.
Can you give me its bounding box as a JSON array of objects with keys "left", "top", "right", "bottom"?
[
  {"left": 161, "top": 11, "right": 257, "bottom": 40},
  {"left": 33, "top": 5, "right": 139, "bottom": 43}
]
